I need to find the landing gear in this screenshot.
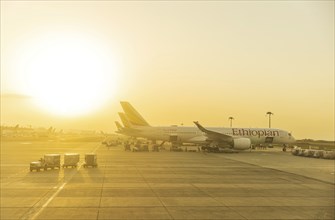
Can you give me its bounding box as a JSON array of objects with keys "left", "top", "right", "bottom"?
[{"left": 282, "top": 144, "right": 287, "bottom": 152}]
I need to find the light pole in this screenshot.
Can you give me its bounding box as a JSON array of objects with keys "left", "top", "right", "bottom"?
[
  {"left": 228, "top": 117, "right": 234, "bottom": 128},
  {"left": 266, "top": 112, "right": 274, "bottom": 128}
]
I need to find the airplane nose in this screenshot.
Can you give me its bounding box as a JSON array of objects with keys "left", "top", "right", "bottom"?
[{"left": 288, "top": 132, "right": 296, "bottom": 143}]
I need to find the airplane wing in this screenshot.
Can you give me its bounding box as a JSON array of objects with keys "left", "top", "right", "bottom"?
[{"left": 193, "top": 121, "right": 233, "bottom": 143}]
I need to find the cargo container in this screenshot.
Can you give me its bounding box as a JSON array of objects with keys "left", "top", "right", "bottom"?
[
  {"left": 63, "top": 153, "right": 80, "bottom": 168},
  {"left": 313, "top": 150, "right": 321, "bottom": 158},
  {"left": 44, "top": 154, "right": 61, "bottom": 169},
  {"left": 323, "top": 151, "right": 335, "bottom": 160},
  {"left": 307, "top": 150, "right": 316, "bottom": 157},
  {"left": 83, "top": 153, "right": 97, "bottom": 168},
  {"left": 301, "top": 149, "right": 307, "bottom": 156},
  {"left": 291, "top": 146, "right": 301, "bottom": 155}
]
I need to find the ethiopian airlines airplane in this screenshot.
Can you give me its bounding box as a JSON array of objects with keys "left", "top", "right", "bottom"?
[{"left": 116, "top": 102, "right": 295, "bottom": 151}]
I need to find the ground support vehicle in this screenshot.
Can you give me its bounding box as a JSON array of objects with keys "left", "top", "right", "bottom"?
[
  {"left": 185, "top": 146, "right": 199, "bottom": 152},
  {"left": 152, "top": 144, "right": 159, "bottom": 152},
  {"left": 30, "top": 161, "right": 43, "bottom": 172},
  {"left": 63, "top": 153, "right": 80, "bottom": 168},
  {"left": 313, "top": 150, "right": 322, "bottom": 158},
  {"left": 124, "top": 143, "right": 131, "bottom": 151},
  {"left": 169, "top": 143, "right": 183, "bottom": 152},
  {"left": 170, "top": 147, "right": 183, "bottom": 152},
  {"left": 291, "top": 146, "right": 301, "bottom": 155},
  {"left": 323, "top": 151, "right": 335, "bottom": 159},
  {"left": 140, "top": 144, "right": 149, "bottom": 151},
  {"left": 43, "top": 154, "right": 61, "bottom": 170},
  {"left": 291, "top": 149, "right": 335, "bottom": 160},
  {"left": 132, "top": 144, "right": 149, "bottom": 152},
  {"left": 83, "top": 153, "right": 97, "bottom": 168}
]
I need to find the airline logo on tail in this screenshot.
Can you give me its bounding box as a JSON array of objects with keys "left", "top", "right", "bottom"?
[{"left": 120, "top": 101, "right": 150, "bottom": 127}]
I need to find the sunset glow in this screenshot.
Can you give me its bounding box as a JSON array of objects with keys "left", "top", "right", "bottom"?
[
  {"left": 1, "top": 1, "right": 334, "bottom": 140},
  {"left": 16, "top": 32, "right": 118, "bottom": 116}
]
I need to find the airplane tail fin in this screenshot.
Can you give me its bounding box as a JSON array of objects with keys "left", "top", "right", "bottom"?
[
  {"left": 120, "top": 102, "right": 150, "bottom": 126},
  {"left": 115, "top": 121, "right": 124, "bottom": 131},
  {"left": 118, "top": 112, "right": 133, "bottom": 128}
]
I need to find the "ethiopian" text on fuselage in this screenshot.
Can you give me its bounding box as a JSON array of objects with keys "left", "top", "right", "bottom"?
[{"left": 232, "top": 128, "right": 279, "bottom": 138}]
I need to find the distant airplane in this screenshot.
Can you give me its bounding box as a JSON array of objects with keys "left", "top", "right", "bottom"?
[
  {"left": 118, "top": 101, "right": 296, "bottom": 151},
  {"left": 115, "top": 112, "right": 148, "bottom": 138},
  {"left": 0, "top": 124, "right": 58, "bottom": 138}
]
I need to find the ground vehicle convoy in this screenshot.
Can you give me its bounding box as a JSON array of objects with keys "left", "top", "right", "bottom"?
[
  {"left": 291, "top": 147, "right": 335, "bottom": 160},
  {"left": 30, "top": 152, "right": 100, "bottom": 171},
  {"left": 63, "top": 153, "right": 80, "bottom": 168}
]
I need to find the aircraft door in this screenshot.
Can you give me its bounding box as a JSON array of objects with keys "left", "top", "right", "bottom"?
[{"left": 265, "top": 137, "right": 274, "bottom": 143}]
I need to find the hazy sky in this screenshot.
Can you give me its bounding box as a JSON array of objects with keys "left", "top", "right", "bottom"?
[{"left": 1, "top": 1, "right": 334, "bottom": 140}]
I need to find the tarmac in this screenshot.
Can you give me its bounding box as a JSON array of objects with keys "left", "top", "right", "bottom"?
[{"left": 1, "top": 141, "right": 334, "bottom": 219}]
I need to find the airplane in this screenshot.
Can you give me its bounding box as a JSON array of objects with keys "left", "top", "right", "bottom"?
[
  {"left": 114, "top": 120, "right": 136, "bottom": 136},
  {"left": 193, "top": 121, "right": 295, "bottom": 151},
  {"left": 0, "top": 124, "right": 55, "bottom": 138},
  {"left": 118, "top": 101, "right": 296, "bottom": 151},
  {"left": 116, "top": 112, "right": 144, "bottom": 137}
]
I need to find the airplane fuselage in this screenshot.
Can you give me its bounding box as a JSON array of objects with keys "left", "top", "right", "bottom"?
[{"left": 125, "top": 125, "right": 295, "bottom": 146}]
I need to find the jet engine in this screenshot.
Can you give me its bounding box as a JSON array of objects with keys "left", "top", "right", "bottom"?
[{"left": 232, "top": 138, "right": 251, "bottom": 150}]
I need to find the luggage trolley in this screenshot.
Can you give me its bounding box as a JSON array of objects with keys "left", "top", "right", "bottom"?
[
  {"left": 83, "top": 153, "right": 98, "bottom": 168},
  {"left": 43, "top": 154, "right": 61, "bottom": 170},
  {"left": 63, "top": 153, "right": 80, "bottom": 168}
]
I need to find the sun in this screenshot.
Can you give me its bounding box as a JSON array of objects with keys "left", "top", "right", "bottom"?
[{"left": 17, "top": 31, "right": 118, "bottom": 116}]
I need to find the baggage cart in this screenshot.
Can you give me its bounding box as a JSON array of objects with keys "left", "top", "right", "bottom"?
[
  {"left": 133, "top": 143, "right": 141, "bottom": 152},
  {"left": 152, "top": 144, "right": 159, "bottom": 152},
  {"left": 313, "top": 150, "right": 322, "bottom": 158},
  {"left": 124, "top": 143, "right": 131, "bottom": 151},
  {"left": 44, "top": 154, "right": 61, "bottom": 170},
  {"left": 63, "top": 153, "right": 80, "bottom": 168},
  {"left": 140, "top": 144, "right": 149, "bottom": 151},
  {"left": 303, "top": 149, "right": 310, "bottom": 157},
  {"left": 83, "top": 153, "right": 97, "bottom": 168},
  {"left": 323, "top": 151, "right": 335, "bottom": 160},
  {"left": 291, "top": 146, "right": 301, "bottom": 156}
]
